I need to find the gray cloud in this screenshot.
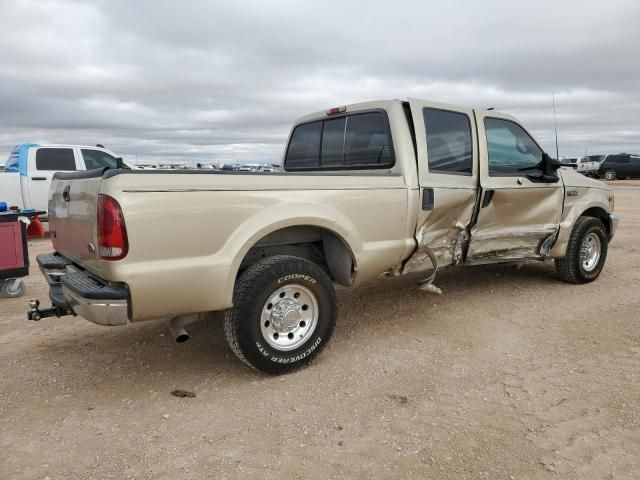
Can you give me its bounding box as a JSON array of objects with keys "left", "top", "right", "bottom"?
[{"left": 1, "top": 0, "right": 638, "bottom": 164}]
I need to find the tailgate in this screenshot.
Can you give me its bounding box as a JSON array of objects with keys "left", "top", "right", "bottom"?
[{"left": 48, "top": 169, "right": 105, "bottom": 276}]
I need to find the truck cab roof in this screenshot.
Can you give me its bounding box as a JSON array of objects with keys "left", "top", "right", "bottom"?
[
  {"left": 5, "top": 144, "right": 132, "bottom": 174},
  {"left": 293, "top": 98, "right": 506, "bottom": 125}
]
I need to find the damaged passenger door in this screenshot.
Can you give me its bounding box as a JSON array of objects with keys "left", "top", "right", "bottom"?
[
  {"left": 403, "top": 99, "right": 479, "bottom": 273},
  {"left": 466, "top": 112, "right": 564, "bottom": 264}
]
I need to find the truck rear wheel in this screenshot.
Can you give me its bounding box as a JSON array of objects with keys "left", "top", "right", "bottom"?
[
  {"left": 224, "top": 255, "right": 337, "bottom": 374},
  {"left": 556, "top": 216, "right": 608, "bottom": 284}
]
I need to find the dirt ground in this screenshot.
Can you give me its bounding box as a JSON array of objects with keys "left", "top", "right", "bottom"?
[{"left": 1, "top": 182, "right": 639, "bottom": 480}]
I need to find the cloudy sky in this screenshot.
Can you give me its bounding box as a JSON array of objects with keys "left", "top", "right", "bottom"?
[{"left": 1, "top": 0, "right": 639, "bottom": 165}]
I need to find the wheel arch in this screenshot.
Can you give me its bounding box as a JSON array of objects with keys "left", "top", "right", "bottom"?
[
  {"left": 580, "top": 206, "right": 611, "bottom": 237},
  {"left": 236, "top": 225, "right": 357, "bottom": 288},
  {"left": 549, "top": 198, "right": 612, "bottom": 259},
  {"left": 216, "top": 201, "right": 363, "bottom": 310}
]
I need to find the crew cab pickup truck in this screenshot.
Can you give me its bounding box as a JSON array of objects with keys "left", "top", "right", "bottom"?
[
  {"left": 0, "top": 144, "right": 133, "bottom": 215},
  {"left": 31, "top": 99, "right": 618, "bottom": 374}
]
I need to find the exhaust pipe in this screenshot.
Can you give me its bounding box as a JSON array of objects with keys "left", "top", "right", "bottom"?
[{"left": 169, "top": 315, "right": 193, "bottom": 343}]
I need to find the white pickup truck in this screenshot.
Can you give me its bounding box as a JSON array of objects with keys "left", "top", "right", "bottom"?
[
  {"left": 31, "top": 99, "right": 617, "bottom": 374},
  {"left": 0, "top": 144, "right": 133, "bottom": 214},
  {"left": 560, "top": 156, "right": 600, "bottom": 177}
]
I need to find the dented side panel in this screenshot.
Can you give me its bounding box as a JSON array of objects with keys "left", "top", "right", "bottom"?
[
  {"left": 466, "top": 186, "right": 563, "bottom": 264},
  {"left": 465, "top": 109, "right": 566, "bottom": 265},
  {"left": 403, "top": 187, "right": 476, "bottom": 273},
  {"left": 404, "top": 98, "right": 480, "bottom": 275},
  {"left": 548, "top": 169, "right": 613, "bottom": 258}
]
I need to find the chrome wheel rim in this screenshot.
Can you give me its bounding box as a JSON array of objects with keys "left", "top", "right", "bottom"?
[
  {"left": 605, "top": 171, "right": 615, "bottom": 180},
  {"left": 580, "top": 233, "right": 601, "bottom": 272},
  {"left": 260, "top": 283, "right": 318, "bottom": 351}
]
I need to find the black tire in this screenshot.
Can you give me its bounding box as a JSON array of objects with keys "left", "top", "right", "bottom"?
[
  {"left": 556, "top": 216, "right": 608, "bottom": 284},
  {"left": 224, "top": 255, "right": 337, "bottom": 374},
  {"left": 0, "top": 279, "right": 25, "bottom": 298},
  {"left": 604, "top": 170, "right": 616, "bottom": 181}
]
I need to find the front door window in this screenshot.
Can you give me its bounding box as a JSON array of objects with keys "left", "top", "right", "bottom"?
[{"left": 485, "top": 118, "right": 542, "bottom": 177}]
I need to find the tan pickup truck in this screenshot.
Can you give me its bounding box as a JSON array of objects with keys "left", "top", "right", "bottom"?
[{"left": 30, "top": 98, "right": 618, "bottom": 373}]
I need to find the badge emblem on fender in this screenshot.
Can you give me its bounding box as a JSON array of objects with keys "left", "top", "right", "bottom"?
[{"left": 87, "top": 243, "right": 96, "bottom": 254}]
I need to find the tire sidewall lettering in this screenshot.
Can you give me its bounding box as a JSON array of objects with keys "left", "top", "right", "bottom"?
[
  {"left": 255, "top": 337, "right": 323, "bottom": 365},
  {"left": 277, "top": 274, "right": 316, "bottom": 285},
  {"left": 256, "top": 341, "right": 270, "bottom": 357}
]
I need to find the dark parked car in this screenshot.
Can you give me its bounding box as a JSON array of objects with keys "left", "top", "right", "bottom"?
[{"left": 599, "top": 153, "right": 640, "bottom": 180}]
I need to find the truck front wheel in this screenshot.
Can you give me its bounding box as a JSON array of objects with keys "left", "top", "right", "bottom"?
[
  {"left": 556, "top": 216, "right": 608, "bottom": 284},
  {"left": 224, "top": 255, "right": 337, "bottom": 374}
]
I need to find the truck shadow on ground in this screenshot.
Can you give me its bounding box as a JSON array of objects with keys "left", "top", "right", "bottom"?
[{"left": 27, "top": 260, "right": 564, "bottom": 390}]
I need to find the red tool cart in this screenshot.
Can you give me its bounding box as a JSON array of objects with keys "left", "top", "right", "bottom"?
[{"left": 0, "top": 211, "right": 45, "bottom": 298}]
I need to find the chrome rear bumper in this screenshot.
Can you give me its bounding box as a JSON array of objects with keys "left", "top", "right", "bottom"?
[
  {"left": 36, "top": 253, "right": 129, "bottom": 326},
  {"left": 62, "top": 286, "right": 128, "bottom": 326}
]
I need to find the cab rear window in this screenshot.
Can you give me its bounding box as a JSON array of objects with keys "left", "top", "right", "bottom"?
[
  {"left": 35, "top": 148, "right": 76, "bottom": 171},
  {"left": 284, "top": 111, "right": 394, "bottom": 171}
]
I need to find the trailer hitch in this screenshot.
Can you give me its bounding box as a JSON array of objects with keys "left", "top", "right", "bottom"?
[{"left": 27, "top": 299, "right": 74, "bottom": 321}]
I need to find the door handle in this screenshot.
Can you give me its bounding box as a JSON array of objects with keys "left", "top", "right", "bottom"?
[
  {"left": 481, "top": 189, "right": 494, "bottom": 208},
  {"left": 422, "top": 188, "right": 434, "bottom": 210},
  {"left": 31, "top": 177, "right": 46, "bottom": 181},
  {"left": 62, "top": 185, "right": 71, "bottom": 202}
]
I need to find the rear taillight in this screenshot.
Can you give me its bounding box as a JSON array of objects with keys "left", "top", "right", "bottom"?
[{"left": 97, "top": 194, "right": 128, "bottom": 260}]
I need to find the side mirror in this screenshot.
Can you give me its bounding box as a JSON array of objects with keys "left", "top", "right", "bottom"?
[
  {"left": 542, "top": 153, "right": 562, "bottom": 177},
  {"left": 115, "top": 157, "right": 124, "bottom": 169},
  {"left": 523, "top": 152, "right": 560, "bottom": 183},
  {"left": 543, "top": 152, "right": 562, "bottom": 171}
]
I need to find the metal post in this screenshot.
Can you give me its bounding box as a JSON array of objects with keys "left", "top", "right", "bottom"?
[{"left": 552, "top": 92, "right": 560, "bottom": 159}]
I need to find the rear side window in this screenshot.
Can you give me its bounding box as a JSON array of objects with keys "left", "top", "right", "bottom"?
[
  {"left": 423, "top": 108, "right": 472, "bottom": 174},
  {"left": 35, "top": 148, "right": 76, "bottom": 171},
  {"left": 608, "top": 155, "right": 629, "bottom": 164},
  {"left": 484, "top": 118, "right": 542, "bottom": 176},
  {"left": 82, "top": 149, "right": 123, "bottom": 169},
  {"left": 344, "top": 113, "right": 393, "bottom": 167},
  {"left": 285, "top": 111, "right": 394, "bottom": 171},
  {"left": 285, "top": 121, "right": 322, "bottom": 169}
]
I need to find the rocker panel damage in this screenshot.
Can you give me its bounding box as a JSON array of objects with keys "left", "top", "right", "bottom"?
[{"left": 404, "top": 185, "right": 564, "bottom": 272}]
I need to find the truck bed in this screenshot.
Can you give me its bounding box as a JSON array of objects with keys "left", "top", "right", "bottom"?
[{"left": 48, "top": 167, "right": 414, "bottom": 320}]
